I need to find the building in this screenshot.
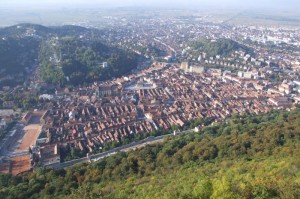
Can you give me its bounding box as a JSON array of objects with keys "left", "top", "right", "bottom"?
[
  {"left": 197, "top": 55, "right": 202, "bottom": 62},
  {"left": 69, "top": 111, "right": 76, "bottom": 120},
  {"left": 294, "top": 96, "right": 300, "bottom": 103},
  {"left": 96, "top": 86, "right": 112, "bottom": 97},
  {"left": 268, "top": 97, "right": 293, "bottom": 107},
  {"left": 279, "top": 83, "right": 292, "bottom": 94},
  {"left": 38, "top": 144, "right": 60, "bottom": 166},
  {"left": 21, "top": 110, "right": 47, "bottom": 125},
  {"left": 39, "top": 94, "right": 54, "bottom": 100},
  {"left": 0, "top": 119, "right": 7, "bottom": 130},
  {"left": 244, "top": 72, "right": 252, "bottom": 79},
  {"left": 102, "top": 62, "right": 108, "bottom": 68},
  {"left": 189, "top": 65, "right": 204, "bottom": 74},
  {"left": 0, "top": 109, "right": 14, "bottom": 118},
  {"left": 180, "top": 62, "right": 189, "bottom": 71}
]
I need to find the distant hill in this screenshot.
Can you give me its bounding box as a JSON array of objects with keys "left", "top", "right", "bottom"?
[
  {"left": 0, "top": 24, "right": 138, "bottom": 87},
  {"left": 0, "top": 24, "right": 51, "bottom": 37},
  {"left": 1, "top": 109, "right": 300, "bottom": 198},
  {"left": 0, "top": 36, "right": 39, "bottom": 87},
  {"left": 0, "top": 23, "right": 91, "bottom": 38},
  {"left": 190, "top": 38, "right": 253, "bottom": 57},
  {"left": 0, "top": 36, "right": 39, "bottom": 73}
]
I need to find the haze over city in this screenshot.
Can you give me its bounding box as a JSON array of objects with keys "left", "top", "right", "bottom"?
[{"left": 0, "top": 0, "right": 299, "bottom": 27}]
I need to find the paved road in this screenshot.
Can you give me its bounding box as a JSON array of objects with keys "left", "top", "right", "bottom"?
[{"left": 47, "top": 128, "right": 196, "bottom": 170}]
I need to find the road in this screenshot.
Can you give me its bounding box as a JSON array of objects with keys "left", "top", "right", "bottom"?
[{"left": 47, "top": 128, "right": 196, "bottom": 170}]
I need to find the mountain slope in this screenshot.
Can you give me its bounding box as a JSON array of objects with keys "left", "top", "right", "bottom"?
[{"left": 0, "top": 110, "right": 300, "bottom": 198}]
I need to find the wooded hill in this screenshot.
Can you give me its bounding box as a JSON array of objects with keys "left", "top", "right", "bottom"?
[
  {"left": 189, "top": 38, "right": 253, "bottom": 57},
  {"left": 39, "top": 36, "right": 137, "bottom": 86},
  {"left": 0, "top": 24, "right": 138, "bottom": 87}
]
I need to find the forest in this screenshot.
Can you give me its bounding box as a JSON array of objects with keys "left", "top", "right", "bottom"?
[{"left": 1, "top": 109, "right": 300, "bottom": 198}]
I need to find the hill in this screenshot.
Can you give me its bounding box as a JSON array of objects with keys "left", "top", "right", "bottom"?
[
  {"left": 0, "top": 24, "right": 91, "bottom": 38},
  {"left": 0, "top": 36, "right": 39, "bottom": 87},
  {"left": 0, "top": 109, "right": 300, "bottom": 198},
  {"left": 189, "top": 38, "right": 253, "bottom": 57},
  {"left": 39, "top": 36, "right": 137, "bottom": 86},
  {"left": 0, "top": 24, "right": 138, "bottom": 87}
]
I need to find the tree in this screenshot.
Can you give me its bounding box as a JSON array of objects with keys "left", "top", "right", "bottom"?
[{"left": 193, "top": 178, "right": 213, "bottom": 198}]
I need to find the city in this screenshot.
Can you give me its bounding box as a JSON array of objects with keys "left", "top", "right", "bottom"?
[{"left": 0, "top": 0, "right": 300, "bottom": 198}]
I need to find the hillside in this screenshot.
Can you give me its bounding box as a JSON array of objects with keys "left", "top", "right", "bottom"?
[
  {"left": 0, "top": 109, "right": 300, "bottom": 198},
  {"left": 0, "top": 36, "right": 39, "bottom": 87},
  {"left": 189, "top": 38, "right": 252, "bottom": 57},
  {"left": 0, "top": 24, "right": 138, "bottom": 87}
]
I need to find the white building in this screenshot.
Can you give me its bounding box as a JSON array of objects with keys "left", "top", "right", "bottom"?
[
  {"left": 103, "top": 62, "right": 108, "bottom": 68},
  {"left": 189, "top": 66, "right": 204, "bottom": 74},
  {"left": 39, "top": 94, "right": 54, "bottom": 100}
]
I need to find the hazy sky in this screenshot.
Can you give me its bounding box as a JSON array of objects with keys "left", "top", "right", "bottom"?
[{"left": 1, "top": 0, "right": 299, "bottom": 10}]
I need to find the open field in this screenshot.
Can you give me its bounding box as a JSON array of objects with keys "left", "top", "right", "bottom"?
[
  {"left": 17, "top": 125, "right": 42, "bottom": 152},
  {"left": 0, "top": 124, "right": 40, "bottom": 175},
  {"left": 0, "top": 112, "right": 44, "bottom": 175},
  {"left": 2, "top": 124, "right": 42, "bottom": 154},
  {"left": 225, "top": 11, "right": 300, "bottom": 27}
]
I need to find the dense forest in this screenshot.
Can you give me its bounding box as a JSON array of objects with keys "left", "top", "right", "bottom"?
[
  {"left": 0, "top": 24, "right": 138, "bottom": 87},
  {"left": 1, "top": 109, "right": 300, "bottom": 198},
  {"left": 190, "top": 38, "right": 253, "bottom": 57}
]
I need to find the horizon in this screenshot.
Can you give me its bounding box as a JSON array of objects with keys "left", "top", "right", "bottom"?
[{"left": 0, "top": 0, "right": 299, "bottom": 27}]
